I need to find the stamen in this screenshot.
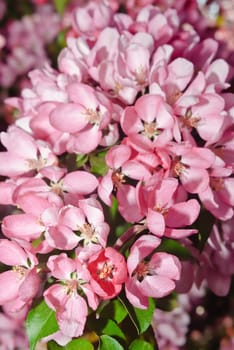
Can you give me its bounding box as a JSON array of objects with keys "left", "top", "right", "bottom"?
[
  {"left": 143, "top": 122, "right": 160, "bottom": 139},
  {"left": 210, "top": 177, "right": 224, "bottom": 191},
  {"left": 111, "top": 170, "right": 125, "bottom": 187},
  {"left": 13, "top": 265, "right": 27, "bottom": 279},
  {"left": 98, "top": 262, "right": 114, "bottom": 280}
]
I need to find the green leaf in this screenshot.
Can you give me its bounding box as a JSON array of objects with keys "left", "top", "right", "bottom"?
[
  {"left": 76, "top": 154, "right": 89, "bottom": 168},
  {"left": 119, "top": 297, "right": 155, "bottom": 334},
  {"left": 48, "top": 338, "right": 94, "bottom": 350},
  {"left": 89, "top": 151, "right": 108, "bottom": 176},
  {"left": 157, "top": 238, "right": 192, "bottom": 260},
  {"left": 98, "top": 335, "right": 124, "bottom": 350},
  {"left": 109, "top": 196, "right": 118, "bottom": 221},
  {"left": 26, "top": 300, "right": 59, "bottom": 350},
  {"left": 88, "top": 314, "right": 126, "bottom": 341},
  {"left": 53, "top": 0, "right": 69, "bottom": 14},
  {"left": 102, "top": 319, "right": 126, "bottom": 340},
  {"left": 100, "top": 299, "right": 128, "bottom": 324},
  {"left": 133, "top": 298, "right": 155, "bottom": 333},
  {"left": 129, "top": 339, "right": 154, "bottom": 350},
  {"left": 195, "top": 210, "right": 215, "bottom": 251}
]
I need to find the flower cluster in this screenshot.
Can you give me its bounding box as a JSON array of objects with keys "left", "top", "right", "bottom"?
[
  {"left": 0, "top": 2, "right": 61, "bottom": 89},
  {"left": 0, "top": 0, "right": 234, "bottom": 349}
]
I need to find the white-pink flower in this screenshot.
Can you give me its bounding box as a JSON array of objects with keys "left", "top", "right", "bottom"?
[
  {"left": 44, "top": 253, "right": 98, "bottom": 339},
  {"left": 125, "top": 235, "right": 181, "bottom": 309},
  {"left": 0, "top": 239, "right": 40, "bottom": 310}
]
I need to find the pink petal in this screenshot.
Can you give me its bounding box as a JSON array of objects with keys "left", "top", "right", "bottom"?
[
  {"left": 57, "top": 294, "right": 88, "bottom": 338},
  {"left": 117, "top": 184, "right": 143, "bottom": 223},
  {"left": 16, "top": 193, "right": 52, "bottom": 216},
  {"left": 127, "top": 235, "right": 161, "bottom": 275},
  {"left": 79, "top": 198, "right": 104, "bottom": 225},
  {"left": 180, "top": 168, "right": 210, "bottom": 193},
  {"left": 44, "top": 284, "right": 68, "bottom": 311},
  {"left": 122, "top": 160, "right": 151, "bottom": 180},
  {"left": 125, "top": 277, "right": 149, "bottom": 309},
  {"left": 206, "top": 269, "right": 231, "bottom": 296},
  {"left": 121, "top": 106, "right": 143, "bottom": 135},
  {"left": 1, "top": 127, "right": 37, "bottom": 159},
  {"left": 146, "top": 209, "right": 165, "bottom": 237},
  {"left": 0, "top": 239, "right": 27, "bottom": 266},
  {"left": 0, "top": 181, "right": 16, "bottom": 205},
  {"left": 205, "top": 59, "right": 229, "bottom": 85},
  {"left": 97, "top": 170, "right": 114, "bottom": 206},
  {"left": 197, "top": 114, "right": 225, "bottom": 142},
  {"left": 199, "top": 187, "right": 233, "bottom": 221},
  {"left": 150, "top": 252, "right": 181, "bottom": 280},
  {"left": 0, "top": 153, "right": 30, "bottom": 177},
  {"left": 182, "top": 148, "right": 215, "bottom": 168},
  {"left": 106, "top": 144, "right": 131, "bottom": 169},
  {"left": 0, "top": 271, "right": 20, "bottom": 304},
  {"left": 165, "top": 227, "right": 198, "bottom": 239},
  {"left": 70, "top": 126, "right": 101, "bottom": 154},
  {"left": 140, "top": 274, "right": 176, "bottom": 298},
  {"left": 50, "top": 103, "right": 88, "bottom": 133},
  {"left": 166, "top": 199, "right": 200, "bottom": 228},
  {"left": 60, "top": 206, "right": 85, "bottom": 229},
  {"left": 219, "top": 178, "right": 234, "bottom": 206},
  {"left": 168, "top": 58, "right": 194, "bottom": 90},
  {"left": 63, "top": 171, "right": 98, "bottom": 194},
  {"left": 46, "top": 226, "right": 79, "bottom": 250},
  {"left": 2, "top": 214, "right": 44, "bottom": 241},
  {"left": 67, "top": 83, "right": 97, "bottom": 109},
  {"left": 47, "top": 254, "right": 76, "bottom": 279},
  {"left": 18, "top": 269, "right": 40, "bottom": 301},
  {"left": 154, "top": 178, "right": 178, "bottom": 207}
]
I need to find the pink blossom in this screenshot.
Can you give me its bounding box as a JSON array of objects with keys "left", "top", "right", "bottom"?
[
  {"left": 0, "top": 239, "right": 40, "bottom": 309},
  {"left": 49, "top": 82, "right": 116, "bottom": 154},
  {"left": 98, "top": 143, "right": 150, "bottom": 222},
  {"left": 44, "top": 198, "right": 109, "bottom": 252},
  {"left": 125, "top": 235, "right": 181, "bottom": 308},
  {"left": 152, "top": 305, "right": 190, "bottom": 349},
  {"left": 58, "top": 36, "right": 89, "bottom": 81},
  {"left": 0, "top": 311, "right": 28, "bottom": 350},
  {"left": 137, "top": 176, "right": 200, "bottom": 238},
  {"left": 87, "top": 247, "right": 127, "bottom": 300},
  {"left": 199, "top": 167, "right": 234, "bottom": 220},
  {"left": 121, "top": 94, "right": 175, "bottom": 146},
  {"left": 169, "top": 143, "right": 215, "bottom": 194},
  {"left": 44, "top": 253, "right": 98, "bottom": 339},
  {"left": 0, "top": 126, "right": 58, "bottom": 178},
  {"left": 132, "top": 5, "right": 179, "bottom": 46},
  {"left": 88, "top": 29, "right": 154, "bottom": 104},
  {"left": 72, "top": 1, "right": 113, "bottom": 40}
]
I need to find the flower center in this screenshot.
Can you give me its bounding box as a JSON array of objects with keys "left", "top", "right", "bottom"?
[
  {"left": 172, "top": 157, "right": 186, "bottom": 177},
  {"left": 181, "top": 108, "right": 200, "bottom": 128},
  {"left": 143, "top": 122, "right": 160, "bottom": 139},
  {"left": 210, "top": 177, "right": 224, "bottom": 192},
  {"left": 113, "top": 81, "right": 123, "bottom": 96},
  {"left": 135, "top": 261, "right": 149, "bottom": 281},
  {"left": 111, "top": 170, "right": 125, "bottom": 187},
  {"left": 135, "top": 65, "right": 147, "bottom": 85},
  {"left": 26, "top": 157, "right": 46, "bottom": 171},
  {"left": 167, "top": 90, "right": 182, "bottom": 105},
  {"left": 84, "top": 107, "right": 102, "bottom": 125},
  {"left": 154, "top": 204, "right": 168, "bottom": 216},
  {"left": 65, "top": 279, "right": 79, "bottom": 295},
  {"left": 98, "top": 262, "right": 114, "bottom": 280},
  {"left": 13, "top": 265, "right": 27, "bottom": 279},
  {"left": 78, "top": 223, "right": 98, "bottom": 245}
]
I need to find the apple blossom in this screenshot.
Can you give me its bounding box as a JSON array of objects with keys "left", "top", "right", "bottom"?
[
  {"left": 125, "top": 235, "right": 181, "bottom": 308},
  {"left": 87, "top": 247, "right": 127, "bottom": 300}
]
